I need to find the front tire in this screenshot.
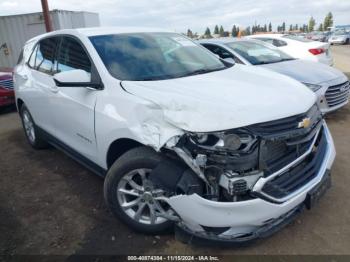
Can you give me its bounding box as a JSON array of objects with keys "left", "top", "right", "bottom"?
[
  {"left": 104, "top": 147, "right": 174, "bottom": 234},
  {"left": 20, "top": 105, "right": 49, "bottom": 149}
]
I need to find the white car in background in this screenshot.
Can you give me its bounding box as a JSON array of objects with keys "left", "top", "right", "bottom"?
[
  {"left": 247, "top": 34, "right": 333, "bottom": 66},
  {"left": 328, "top": 30, "right": 350, "bottom": 45},
  {"left": 199, "top": 38, "right": 349, "bottom": 114}
]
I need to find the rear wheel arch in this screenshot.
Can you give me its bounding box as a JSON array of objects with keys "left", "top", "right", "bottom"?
[
  {"left": 106, "top": 138, "right": 144, "bottom": 168},
  {"left": 17, "top": 98, "right": 24, "bottom": 112}
]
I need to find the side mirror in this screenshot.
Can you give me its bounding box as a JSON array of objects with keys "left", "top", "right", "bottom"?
[
  {"left": 223, "top": 57, "right": 236, "bottom": 64},
  {"left": 53, "top": 69, "right": 103, "bottom": 90}
]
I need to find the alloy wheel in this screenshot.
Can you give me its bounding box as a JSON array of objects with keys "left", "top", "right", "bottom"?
[{"left": 117, "top": 168, "right": 172, "bottom": 225}]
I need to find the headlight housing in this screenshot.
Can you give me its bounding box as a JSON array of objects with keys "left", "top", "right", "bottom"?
[
  {"left": 302, "top": 82, "right": 323, "bottom": 92},
  {"left": 189, "top": 131, "right": 257, "bottom": 153}
]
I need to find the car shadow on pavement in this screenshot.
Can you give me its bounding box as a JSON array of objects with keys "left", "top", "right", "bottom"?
[{"left": 0, "top": 105, "right": 16, "bottom": 115}]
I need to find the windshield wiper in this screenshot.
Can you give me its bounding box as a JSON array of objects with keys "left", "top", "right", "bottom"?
[
  {"left": 135, "top": 67, "right": 226, "bottom": 81},
  {"left": 256, "top": 58, "right": 295, "bottom": 65},
  {"left": 255, "top": 60, "right": 274, "bottom": 65},
  {"left": 280, "top": 58, "right": 295, "bottom": 62},
  {"left": 181, "top": 67, "right": 226, "bottom": 77}
]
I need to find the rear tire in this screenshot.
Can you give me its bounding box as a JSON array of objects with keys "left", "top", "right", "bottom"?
[
  {"left": 104, "top": 146, "right": 174, "bottom": 234},
  {"left": 20, "top": 104, "right": 49, "bottom": 149}
]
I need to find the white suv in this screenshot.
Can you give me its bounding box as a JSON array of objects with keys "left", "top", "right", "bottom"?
[{"left": 14, "top": 27, "right": 335, "bottom": 244}]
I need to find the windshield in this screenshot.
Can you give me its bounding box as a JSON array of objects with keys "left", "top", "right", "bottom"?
[
  {"left": 282, "top": 35, "right": 313, "bottom": 42},
  {"left": 89, "top": 33, "right": 228, "bottom": 81},
  {"left": 225, "top": 41, "right": 294, "bottom": 65},
  {"left": 334, "top": 30, "right": 347, "bottom": 35}
]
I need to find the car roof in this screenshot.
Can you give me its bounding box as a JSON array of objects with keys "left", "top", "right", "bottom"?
[
  {"left": 198, "top": 37, "right": 242, "bottom": 44},
  {"left": 198, "top": 37, "right": 262, "bottom": 45},
  {"left": 198, "top": 37, "right": 272, "bottom": 48},
  {"left": 26, "top": 27, "right": 174, "bottom": 43},
  {"left": 75, "top": 26, "right": 173, "bottom": 36},
  {"left": 247, "top": 34, "right": 284, "bottom": 38}
]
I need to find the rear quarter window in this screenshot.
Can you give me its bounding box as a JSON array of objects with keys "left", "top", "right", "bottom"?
[{"left": 16, "top": 49, "right": 24, "bottom": 65}]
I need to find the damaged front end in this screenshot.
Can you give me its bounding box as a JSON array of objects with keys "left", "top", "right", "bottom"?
[{"left": 148, "top": 104, "right": 335, "bottom": 244}]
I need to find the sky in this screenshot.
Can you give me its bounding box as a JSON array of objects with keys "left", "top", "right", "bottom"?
[{"left": 1, "top": 0, "right": 350, "bottom": 34}]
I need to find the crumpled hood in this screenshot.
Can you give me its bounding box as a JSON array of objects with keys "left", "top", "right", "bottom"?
[
  {"left": 122, "top": 64, "right": 316, "bottom": 132},
  {"left": 258, "top": 59, "right": 346, "bottom": 85}
]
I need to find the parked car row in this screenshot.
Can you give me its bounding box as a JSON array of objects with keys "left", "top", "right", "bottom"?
[
  {"left": 307, "top": 31, "right": 333, "bottom": 42},
  {"left": 199, "top": 38, "right": 349, "bottom": 113},
  {"left": 303, "top": 30, "right": 350, "bottom": 45},
  {"left": 13, "top": 27, "right": 347, "bottom": 245}
]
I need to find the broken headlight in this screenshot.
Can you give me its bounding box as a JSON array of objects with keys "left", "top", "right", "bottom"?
[{"left": 189, "top": 131, "right": 256, "bottom": 153}]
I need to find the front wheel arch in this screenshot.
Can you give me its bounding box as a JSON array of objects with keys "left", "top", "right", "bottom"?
[{"left": 106, "top": 138, "right": 144, "bottom": 169}]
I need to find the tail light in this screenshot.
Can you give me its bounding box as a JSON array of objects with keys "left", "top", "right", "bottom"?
[{"left": 309, "top": 48, "right": 325, "bottom": 55}]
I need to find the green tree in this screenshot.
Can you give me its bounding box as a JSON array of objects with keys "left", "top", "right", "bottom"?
[
  {"left": 187, "top": 29, "right": 193, "bottom": 38},
  {"left": 245, "top": 26, "right": 251, "bottom": 35},
  {"left": 308, "top": 16, "right": 316, "bottom": 32},
  {"left": 295, "top": 24, "right": 299, "bottom": 31},
  {"left": 289, "top": 24, "right": 293, "bottom": 31},
  {"left": 323, "top": 12, "right": 333, "bottom": 31},
  {"left": 263, "top": 24, "right": 267, "bottom": 32},
  {"left": 282, "top": 22, "right": 286, "bottom": 32},
  {"left": 268, "top": 22, "right": 272, "bottom": 32},
  {"left": 231, "top": 25, "right": 238, "bottom": 37},
  {"left": 204, "top": 27, "right": 212, "bottom": 38},
  {"left": 219, "top": 25, "right": 224, "bottom": 36},
  {"left": 318, "top": 23, "right": 324, "bottom": 31},
  {"left": 214, "top": 25, "right": 219, "bottom": 34}
]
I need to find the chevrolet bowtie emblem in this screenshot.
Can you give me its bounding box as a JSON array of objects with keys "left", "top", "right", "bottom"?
[{"left": 298, "top": 117, "right": 311, "bottom": 128}]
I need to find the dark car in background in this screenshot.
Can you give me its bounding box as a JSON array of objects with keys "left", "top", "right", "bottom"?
[{"left": 0, "top": 68, "right": 15, "bottom": 108}]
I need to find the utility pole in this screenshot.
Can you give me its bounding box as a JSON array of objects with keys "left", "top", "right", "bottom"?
[{"left": 41, "top": 0, "right": 53, "bottom": 32}]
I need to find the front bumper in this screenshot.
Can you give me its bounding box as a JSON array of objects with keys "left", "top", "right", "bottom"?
[
  {"left": 316, "top": 80, "right": 350, "bottom": 114},
  {"left": 166, "top": 122, "right": 335, "bottom": 243},
  {"left": 321, "top": 99, "right": 348, "bottom": 114}
]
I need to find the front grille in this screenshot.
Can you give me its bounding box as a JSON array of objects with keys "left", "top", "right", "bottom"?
[
  {"left": 325, "top": 81, "right": 350, "bottom": 108},
  {"left": 0, "top": 78, "right": 14, "bottom": 90},
  {"left": 247, "top": 105, "right": 322, "bottom": 141},
  {"left": 261, "top": 138, "right": 313, "bottom": 175},
  {"left": 261, "top": 128, "right": 327, "bottom": 199}
]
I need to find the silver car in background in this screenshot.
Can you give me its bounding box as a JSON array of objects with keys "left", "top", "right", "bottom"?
[
  {"left": 328, "top": 30, "right": 350, "bottom": 45},
  {"left": 199, "top": 38, "right": 350, "bottom": 114}
]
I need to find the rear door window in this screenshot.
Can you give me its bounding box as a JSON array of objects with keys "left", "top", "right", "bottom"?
[
  {"left": 35, "top": 37, "right": 60, "bottom": 74},
  {"left": 255, "top": 38, "right": 287, "bottom": 47},
  {"left": 17, "top": 49, "right": 24, "bottom": 65},
  {"left": 28, "top": 45, "right": 38, "bottom": 68}
]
